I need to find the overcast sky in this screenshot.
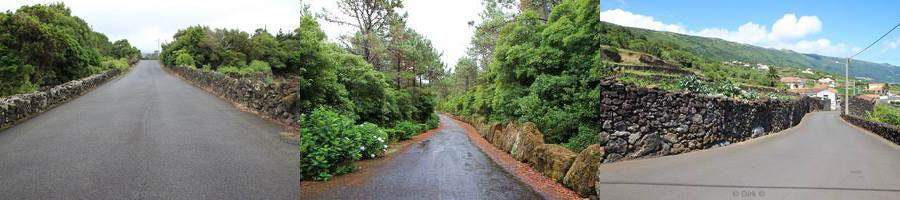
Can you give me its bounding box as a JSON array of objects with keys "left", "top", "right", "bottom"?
[{"left": 0, "top": 0, "right": 483, "bottom": 68}]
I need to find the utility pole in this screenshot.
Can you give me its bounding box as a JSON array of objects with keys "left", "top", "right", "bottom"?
[{"left": 845, "top": 58, "right": 851, "bottom": 114}]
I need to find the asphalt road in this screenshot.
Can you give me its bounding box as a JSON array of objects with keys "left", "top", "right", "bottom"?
[
  {"left": 0, "top": 61, "right": 301, "bottom": 199},
  {"left": 303, "top": 114, "right": 542, "bottom": 200},
  {"left": 595, "top": 111, "right": 900, "bottom": 200}
]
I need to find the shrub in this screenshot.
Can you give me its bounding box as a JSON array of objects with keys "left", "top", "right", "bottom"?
[
  {"left": 352, "top": 122, "right": 389, "bottom": 159},
  {"left": 245, "top": 60, "right": 272, "bottom": 74},
  {"left": 383, "top": 129, "right": 406, "bottom": 143},
  {"left": 678, "top": 75, "right": 707, "bottom": 93},
  {"left": 426, "top": 113, "right": 440, "bottom": 129},
  {"left": 298, "top": 107, "right": 388, "bottom": 181},
  {"left": 100, "top": 57, "right": 130, "bottom": 71},
  {"left": 563, "top": 125, "right": 604, "bottom": 152},
  {"left": 712, "top": 81, "right": 743, "bottom": 97},
  {"left": 201, "top": 64, "right": 212, "bottom": 72},
  {"left": 216, "top": 66, "right": 241, "bottom": 74},
  {"left": 175, "top": 52, "right": 195, "bottom": 67},
  {"left": 868, "top": 104, "right": 900, "bottom": 126},
  {"left": 393, "top": 121, "right": 423, "bottom": 141}
]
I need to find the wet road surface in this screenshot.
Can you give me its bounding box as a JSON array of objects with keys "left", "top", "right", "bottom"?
[
  {"left": 0, "top": 61, "right": 301, "bottom": 199},
  {"left": 595, "top": 111, "right": 900, "bottom": 200},
  {"left": 302, "top": 114, "right": 542, "bottom": 200}
]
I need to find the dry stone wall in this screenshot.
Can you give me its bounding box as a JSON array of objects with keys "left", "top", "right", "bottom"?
[
  {"left": 842, "top": 95, "right": 900, "bottom": 145},
  {"left": 848, "top": 95, "right": 875, "bottom": 116},
  {"left": 166, "top": 65, "right": 300, "bottom": 126},
  {"left": 841, "top": 114, "right": 900, "bottom": 145},
  {"left": 452, "top": 80, "right": 823, "bottom": 198},
  {"left": 0, "top": 69, "right": 122, "bottom": 129}
]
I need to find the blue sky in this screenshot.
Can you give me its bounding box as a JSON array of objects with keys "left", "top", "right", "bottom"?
[{"left": 600, "top": 0, "right": 900, "bottom": 65}]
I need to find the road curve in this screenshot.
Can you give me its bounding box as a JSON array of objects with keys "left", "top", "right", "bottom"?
[
  {"left": 595, "top": 111, "right": 900, "bottom": 200},
  {"left": 0, "top": 61, "right": 301, "bottom": 199},
  {"left": 302, "top": 114, "right": 542, "bottom": 200}
]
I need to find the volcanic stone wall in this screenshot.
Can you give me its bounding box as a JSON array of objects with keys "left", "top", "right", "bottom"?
[
  {"left": 452, "top": 80, "right": 823, "bottom": 197},
  {"left": 0, "top": 69, "right": 122, "bottom": 129},
  {"left": 841, "top": 114, "right": 900, "bottom": 145},
  {"left": 842, "top": 95, "right": 900, "bottom": 145},
  {"left": 848, "top": 95, "right": 875, "bottom": 116},
  {"left": 166, "top": 65, "right": 300, "bottom": 126}
]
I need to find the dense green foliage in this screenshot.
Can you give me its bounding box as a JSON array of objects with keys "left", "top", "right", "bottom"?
[
  {"left": 441, "top": 0, "right": 619, "bottom": 148},
  {"left": 0, "top": 4, "right": 140, "bottom": 96},
  {"left": 297, "top": 108, "right": 389, "bottom": 181},
  {"left": 438, "top": 0, "right": 785, "bottom": 151}
]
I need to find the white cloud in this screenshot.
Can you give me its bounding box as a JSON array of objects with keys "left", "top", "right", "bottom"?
[
  {"left": 774, "top": 39, "right": 857, "bottom": 57},
  {"left": 695, "top": 22, "right": 767, "bottom": 44},
  {"left": 885, "top": 37, "right": 900, "bottom": 51},
  {"left": 598, "top": 9, "right": 857, "bottom": 57},
  {"left": 768, "top": 14, "right": 822, "bottom": 41},
  {"left": 598, "top": 9, "right": 687, "bottom": 33},
  {"left": 0, "top": 0, "right": 482, "bottom": 67}
]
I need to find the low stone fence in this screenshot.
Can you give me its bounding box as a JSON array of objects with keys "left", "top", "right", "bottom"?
[
  {"left": 841, "top": 114, "right": 900, "bottom": 145},
  {"left": 165, "top": 65, "right": 300, "bottom": 126},
  {"left": 848, "top": 95, "right": 875, "bottom": 116},
  {"left": 450, "top": 80, "right": 823, "bottom": 197},
  {"left": 1, "top": 69, "right": 122, "bottom": 129}
]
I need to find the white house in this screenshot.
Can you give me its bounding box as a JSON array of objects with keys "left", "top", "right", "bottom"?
[
  {"left": 817, "top": 78, "right": 835, "bottom": 88},
  {"left": 780, "top": 77, "right": 806, "bottom": 89},
  {"left": 756, "top": 63, "right": 770, "bottom": 70},
  {"left": 791, "top": 87, "right": 838, "bottom": 110},
  {"left": 802, "top": 68, "right": 815, "bottom": 74}
]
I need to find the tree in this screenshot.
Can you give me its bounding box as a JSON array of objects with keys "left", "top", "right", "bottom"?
[
  {"left": 325, "top": 0, "right": 404, "bottom": 70},
  {"left": 250, "top": 29, "right": 286, "bottom": 70},
  {"left": 455, "top": 57, "right": 478, "bottom": 91},
  {"left": 111, "top": 39, "right": 141, "bottom": 63},
  {"left": 0, "top": 3, "right": 141, "bottom": 95},
  {"left": 767, "top": 66, "right": 779, "bottom": 87},
  {"left": 518, "top": 0, "right": 563, "bottom": 19}
]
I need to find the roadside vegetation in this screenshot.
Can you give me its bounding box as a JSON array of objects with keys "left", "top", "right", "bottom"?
[
  {"left": 867, "top": 104, "right": 900, "bottom": 127},
  {"left": 0, "top": 3, "right": 141, "bottom": 97},
  {"left": 433, "top": 0, "right": 817, "bottom": 152},
  {"left": 159, "top": 3, "right": 446, "bottom": 181}
]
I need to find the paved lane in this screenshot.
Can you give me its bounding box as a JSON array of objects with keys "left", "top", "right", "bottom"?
[
  {"left": 303, "top": 114, "right": 542, "bottom": 200},
  {"left": 595, "top": 111, "right": 900, "bottom": 200},
  {"left": 0, "top": 61, "right": 301, "bottom": 199}
]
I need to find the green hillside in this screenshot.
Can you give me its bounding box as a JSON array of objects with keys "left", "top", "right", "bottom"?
[{"left": 608, "top": 22, "right": 900, "bottom": 83}]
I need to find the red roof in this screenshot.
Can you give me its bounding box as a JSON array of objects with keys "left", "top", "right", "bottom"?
[{"left": 780, "top": 77, "right": 804, "bottom": 83}]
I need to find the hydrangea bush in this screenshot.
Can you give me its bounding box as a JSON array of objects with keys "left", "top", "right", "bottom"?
[{"left": 298, "top": 107, "right": 388, "bottom": 181}]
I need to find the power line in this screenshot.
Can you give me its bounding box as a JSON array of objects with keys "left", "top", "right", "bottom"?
[
  {"left": 844, "top": 22, "right": 900, "bottom": 114},
  {"left": 851, "top": 23, "right": 900, "bottom": 58}
]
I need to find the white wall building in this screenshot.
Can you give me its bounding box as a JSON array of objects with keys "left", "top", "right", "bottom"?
[
  {"left": 802, "top": 68, "right": 815, "bottom": 74},
  {"left": 817, "top": 78, "right": 835, "bottom": 88},
  {"left": 791, "top": 87, "right": 838, "bottom": 110}
]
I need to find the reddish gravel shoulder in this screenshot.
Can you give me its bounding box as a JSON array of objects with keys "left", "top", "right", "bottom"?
[{"left": 445, "top": 115, "right": 584, "bottom": 200}]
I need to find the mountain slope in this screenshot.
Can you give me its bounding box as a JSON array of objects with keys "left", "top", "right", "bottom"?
[{"left": 608, "top": 22, "right": 900, "bottom": 83}]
